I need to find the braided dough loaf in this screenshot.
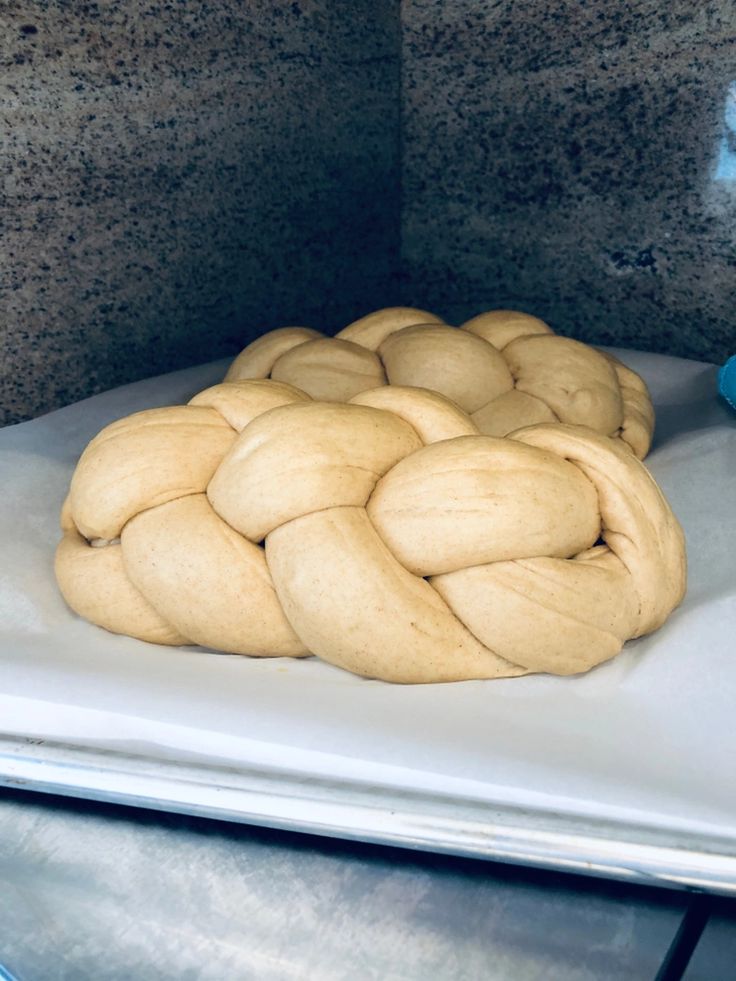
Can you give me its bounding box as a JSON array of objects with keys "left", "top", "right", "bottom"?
[
  {"left": 225, "top": 308, "right": 655, "bottom": 459},
  {"left": 56, "top": 378, "right": 686, "bottom": 683}
]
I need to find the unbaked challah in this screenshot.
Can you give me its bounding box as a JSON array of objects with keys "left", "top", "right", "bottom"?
[
  {"left": 225, "top": 307, "right": 656, "bottom": 459},
  {"left": 56, "top": 374, "right": 686, "bottom": 683}
]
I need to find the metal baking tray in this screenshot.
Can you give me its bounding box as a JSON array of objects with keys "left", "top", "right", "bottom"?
[{"left": 2, "top": 351, "right": 734, "bottom": 893}]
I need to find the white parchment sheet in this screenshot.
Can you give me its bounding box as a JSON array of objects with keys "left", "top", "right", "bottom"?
[{"left": 1, "top": 350, "right": 735, "bottom": 844}]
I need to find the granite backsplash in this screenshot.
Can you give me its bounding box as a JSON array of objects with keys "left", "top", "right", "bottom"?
[
  {"left": 401, "top": 0, "right": 736, "bottom": 361},
  {"left": 1, "top": 1, "right": 400, "bottom": 424},
  {"left": 2, "top": 1, "right": 734, "bottom": 423}
]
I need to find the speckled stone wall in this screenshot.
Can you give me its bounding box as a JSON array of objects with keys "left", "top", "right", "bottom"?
[
  {"left": 401, "top": 1, "right": 736, "bottom": 361},
  {"left": 2, "top": 1, "right": 399, "bottom": 424},
  {"left": 5, "top": 2, "right": 735, "bottom": 424}
]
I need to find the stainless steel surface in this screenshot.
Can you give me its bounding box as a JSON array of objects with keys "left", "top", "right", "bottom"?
[
  {"left": 0, "top": 788, "right": 688, "bottom": 981},
  {"left": 683, "top": 903, "right": 736, "bottom": 981},
  {"left": 3, "top": 736, "right": 736, "bottom": 897}
]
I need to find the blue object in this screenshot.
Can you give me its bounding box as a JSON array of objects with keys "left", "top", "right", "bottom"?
[{"left": 718, "top": 355, "right": 736, "bottom": 410}]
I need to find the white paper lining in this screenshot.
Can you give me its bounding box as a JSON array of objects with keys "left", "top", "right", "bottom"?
[{"left": 1, "top": 350, "right": 735, "bottom": 848}]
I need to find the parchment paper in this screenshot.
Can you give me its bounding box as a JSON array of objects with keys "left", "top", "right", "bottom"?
[{"left": 1, "top": 350, "right": 735, "bottom": 844}]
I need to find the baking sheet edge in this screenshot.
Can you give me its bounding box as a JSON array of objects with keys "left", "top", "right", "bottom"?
[{"left": 2, "top": 734, "right": 735, "bottom": 895}]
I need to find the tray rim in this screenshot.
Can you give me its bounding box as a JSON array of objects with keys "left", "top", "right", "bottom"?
[{"left": 2, "top": 733, "right": 736, "bottom": 895}]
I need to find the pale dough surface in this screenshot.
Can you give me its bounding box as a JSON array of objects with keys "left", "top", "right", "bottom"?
[{"left": 224, "top": 307, "right": 655, "bottom": 459}]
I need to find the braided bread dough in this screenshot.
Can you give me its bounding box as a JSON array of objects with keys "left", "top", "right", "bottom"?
[
  {"left": 225, "top": 308, "right": 655, "bottom": 459},
  {"left": 56, "top": 378, "right": 686, "bottom": 683}
]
